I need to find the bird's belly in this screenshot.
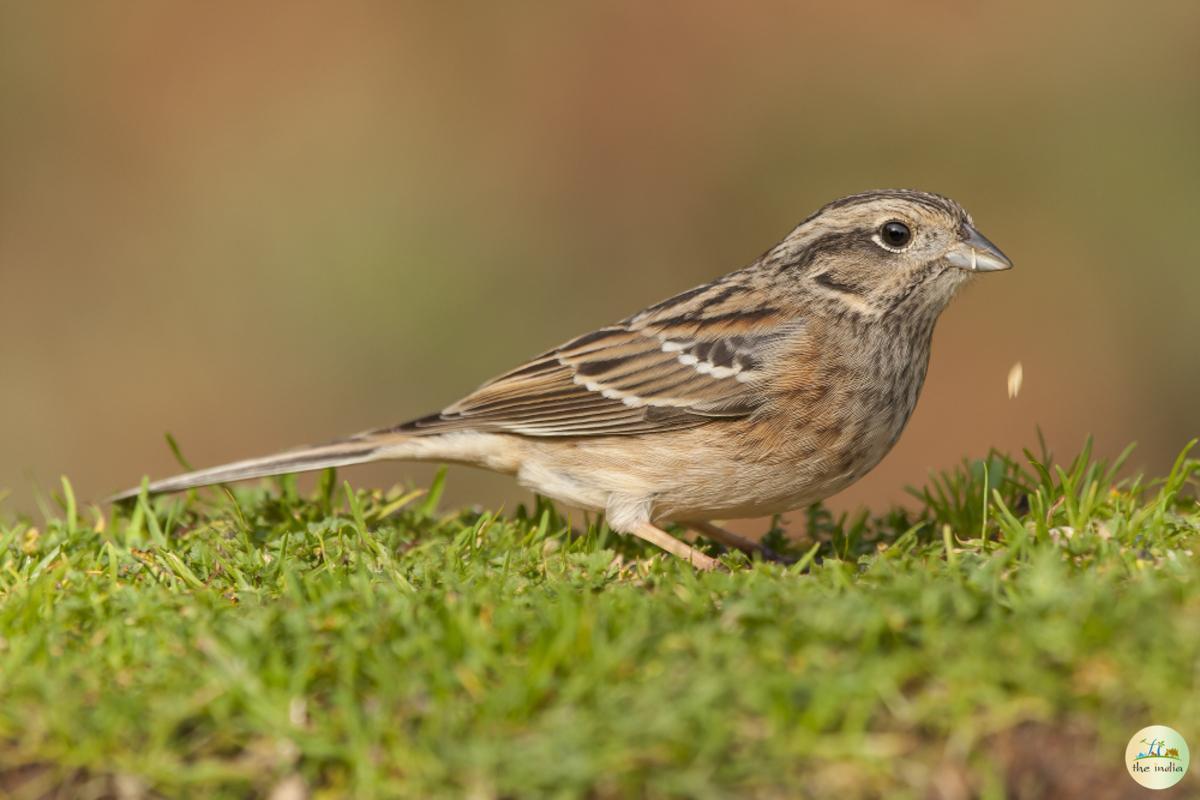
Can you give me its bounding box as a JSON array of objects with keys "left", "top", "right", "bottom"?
[
  {"left": 517, "top": 405, "right": 910, "bottom": 524},
  {"left": 654, "top": 448, "right": 884, "bottom": 522}
]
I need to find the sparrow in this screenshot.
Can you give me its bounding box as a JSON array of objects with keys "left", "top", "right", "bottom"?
[{"left": 113, "top": 189, "right": 1012, "bottom": 570}]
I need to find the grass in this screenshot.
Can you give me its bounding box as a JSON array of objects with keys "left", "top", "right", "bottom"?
[{"left": 0, "top": 440, "right": 1197, "bottom": 799}]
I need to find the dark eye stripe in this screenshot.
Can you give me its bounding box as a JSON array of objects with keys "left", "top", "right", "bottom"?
[{"left": 779, "top": 231, "right": 864, "bottom": 272}]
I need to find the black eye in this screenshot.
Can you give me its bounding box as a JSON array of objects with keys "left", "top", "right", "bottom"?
[{"left": 880, "top": 221, "right": 911, "bottom": 248}]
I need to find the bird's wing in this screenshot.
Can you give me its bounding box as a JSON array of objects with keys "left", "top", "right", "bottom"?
[
  {"left": 400, "top": 282, "right": 798, "bottom": 437},
  {"left": 108, "top": 281, "right": 796, "bottom": 499}
]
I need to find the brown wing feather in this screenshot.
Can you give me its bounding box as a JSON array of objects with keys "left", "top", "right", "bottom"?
[{"left": 400, "top": 278, "right": 799, "bottom": 438}]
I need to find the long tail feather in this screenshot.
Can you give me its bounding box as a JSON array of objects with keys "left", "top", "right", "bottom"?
[{"left": 108, "top": 438, "right": 389, "bottom": 502}]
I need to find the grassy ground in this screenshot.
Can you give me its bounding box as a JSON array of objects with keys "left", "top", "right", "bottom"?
[{"left": 0, "top": 440, "right": 1197, "bottom": 799}]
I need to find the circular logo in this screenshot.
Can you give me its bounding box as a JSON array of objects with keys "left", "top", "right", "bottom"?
[{"left": 1126, "top": 725, "right": 1189, "bottom": 790}]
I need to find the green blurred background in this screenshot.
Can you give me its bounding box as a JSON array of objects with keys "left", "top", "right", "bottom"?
[{"left": 2, "top": 1, "right": 1197, "bottom": 523}]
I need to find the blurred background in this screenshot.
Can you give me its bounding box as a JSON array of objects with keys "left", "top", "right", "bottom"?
[{"left": 2, "top": 1, "right": 1197, "bottom": 524}]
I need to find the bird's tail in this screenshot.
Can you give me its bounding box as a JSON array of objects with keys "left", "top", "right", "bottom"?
[{"left": 108, "top": 433, "right": 399, "bottom": 502}]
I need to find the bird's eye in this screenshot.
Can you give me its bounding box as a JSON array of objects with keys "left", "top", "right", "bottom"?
[{"left": 879, "top": 221, "right": 912, "bottom": 249}]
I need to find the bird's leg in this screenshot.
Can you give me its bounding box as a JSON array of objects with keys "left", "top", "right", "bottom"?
[
  {"left": 629, "top": 521, "right": 719, "bottom": 571},
  {"left": 685, "top": 520, "right": 760, "bottom": 553},
  {"left": 686, "top": 520, "right": 794, "bottom": 564}
]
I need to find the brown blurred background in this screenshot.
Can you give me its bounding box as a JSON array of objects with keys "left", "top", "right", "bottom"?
[{"left": 2, "top": 1, "right": 1198, "bottom": 522}]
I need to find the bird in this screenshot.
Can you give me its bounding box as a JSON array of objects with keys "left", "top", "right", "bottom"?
[{"left": 113, "top": 189, "right": 1012, "bottom": 570}]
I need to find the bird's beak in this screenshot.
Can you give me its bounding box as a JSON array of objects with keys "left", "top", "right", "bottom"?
[{"left": 943, "top": 226, "right": 1012, "bottom": 272}]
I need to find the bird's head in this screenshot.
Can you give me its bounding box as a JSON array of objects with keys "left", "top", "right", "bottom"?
[{"left": 770, "top": 189, "right": 1011, "bottom": 318}]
